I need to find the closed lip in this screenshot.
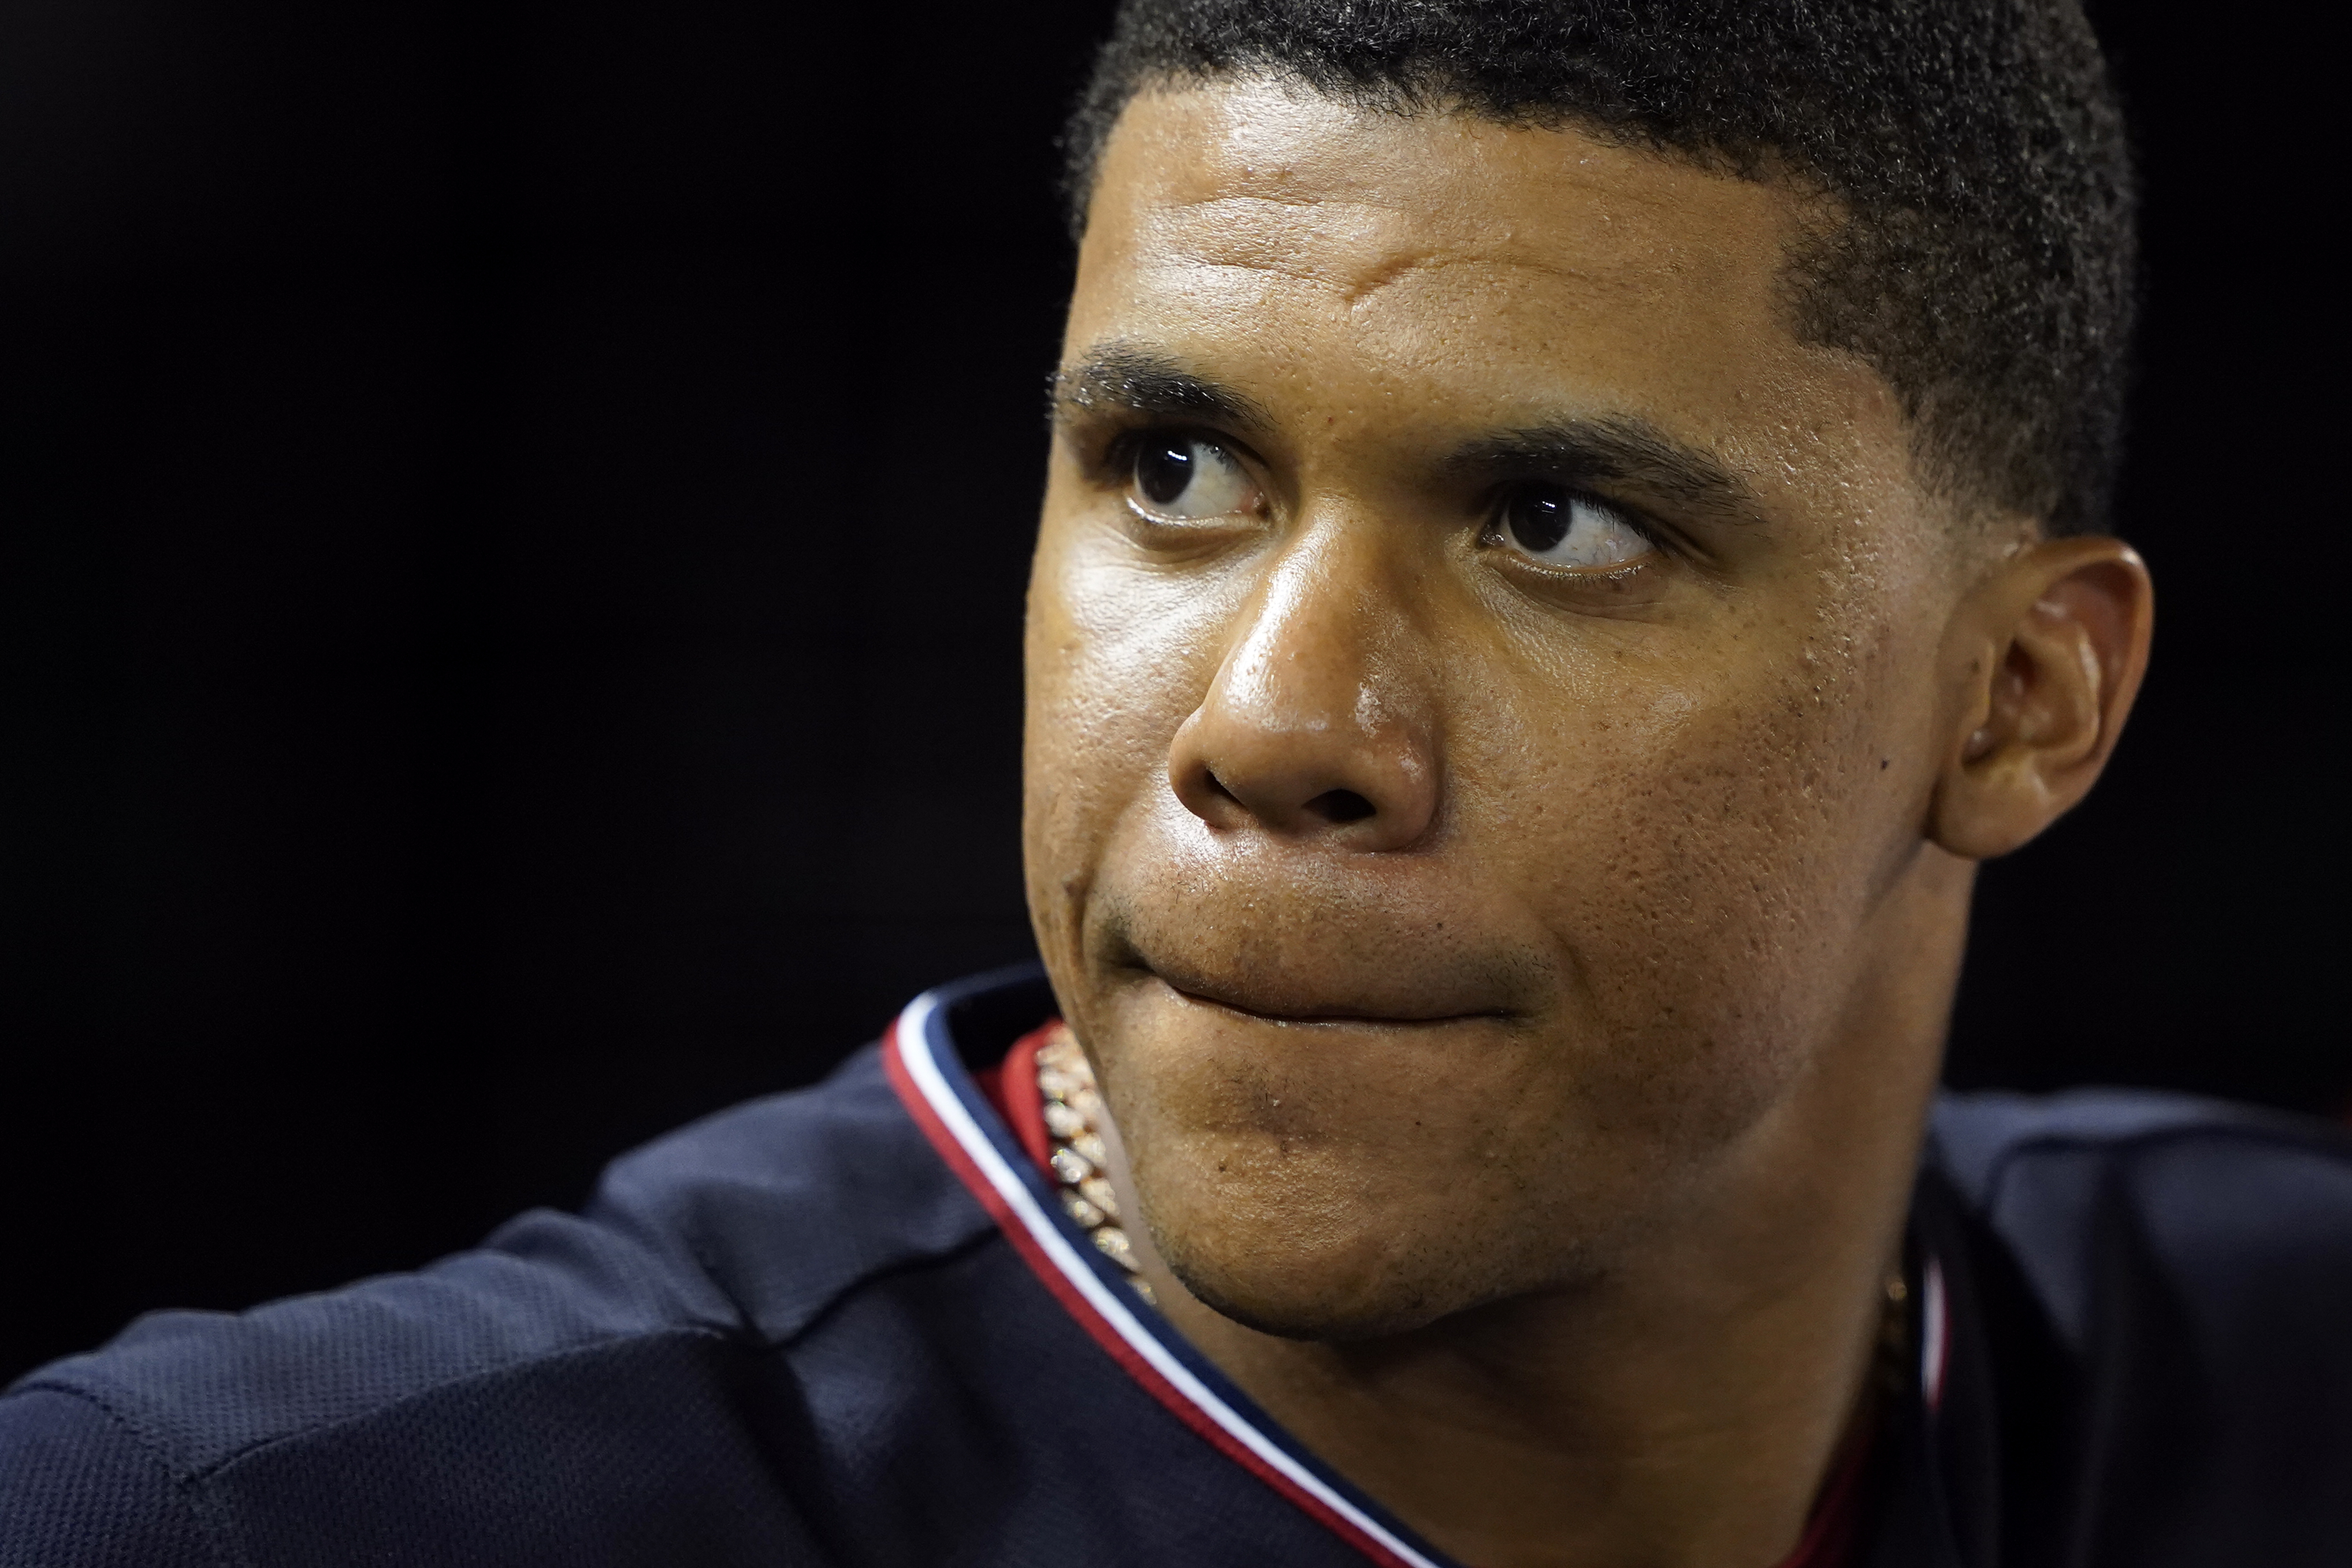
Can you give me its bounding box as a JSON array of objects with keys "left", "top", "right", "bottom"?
[{"left": 1143, "top": 961, "right": 1517, "bottom": 1027}]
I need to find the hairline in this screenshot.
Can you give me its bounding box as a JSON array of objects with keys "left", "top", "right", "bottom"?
[{"left": 1066, "top": 70, "right": 2011, "bottom": 538}]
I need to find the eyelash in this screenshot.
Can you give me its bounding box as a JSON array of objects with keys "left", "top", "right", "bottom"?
[
  {"left": 1101, "top": 425, "right": 1246, "bottom": 480},
  {"left": 1479, "top": 482, "right": 1670, "bottom": 557},
  {"left": 1097, "top": 429, "right": 1672, "bottom": 560}
]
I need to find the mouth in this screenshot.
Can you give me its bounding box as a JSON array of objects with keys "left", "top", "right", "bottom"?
[
  {"left": 1140, "top": 958, "right": 1520, "bottom": 1030},
  {"left": 1084, "top": 859, "right": 1544, "bottom": 1032}
]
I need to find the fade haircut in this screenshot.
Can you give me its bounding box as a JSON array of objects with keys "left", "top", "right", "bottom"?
[{"left": 1061, "top": 0, "right": 2136, "bottom": 536}]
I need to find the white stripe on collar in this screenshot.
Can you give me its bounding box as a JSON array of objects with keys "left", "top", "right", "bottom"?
[{"left": 889, "top": 987, "right": 1448, "bottom": 1568}]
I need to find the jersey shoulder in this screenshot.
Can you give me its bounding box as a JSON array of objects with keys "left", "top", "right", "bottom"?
[
  {"left": 1931, "top": 1084, "right": 2352, "bottom": 1354},
  {"left": 1930, "top": 1085, "right": 2352, "bottom": 1354},
  {"left": 1929, "top": 1087, "right": 2352, "bottom": 1558},
  {"left": 0, "top": 1043, "right": 989, "bottom": 1563}
]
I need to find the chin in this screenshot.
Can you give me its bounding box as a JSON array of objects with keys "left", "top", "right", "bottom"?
[
  {"left": 1131, "top": 1140, "right": 1534, "bottom": 1342},
  {"left": 1167, "top": 1255, "right": 1465, "bottom": 1342}
]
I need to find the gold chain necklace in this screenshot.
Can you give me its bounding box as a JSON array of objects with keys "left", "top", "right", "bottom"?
[{"left": 1035, "top": 1023, "right": 1157, "bottom": 1303}]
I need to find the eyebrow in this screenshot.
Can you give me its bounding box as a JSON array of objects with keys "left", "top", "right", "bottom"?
[
  {"left": 1051, "top": 343, "right": 1759, "bottom": 526},
  {"left": 1443, "top": 420, "right": 1759, "bottom": 524},
  {"left": 1048, "top": 344, "right": 1271, "bottom": 432}
]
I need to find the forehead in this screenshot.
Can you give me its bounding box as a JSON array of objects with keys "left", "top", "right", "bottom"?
[{"left": 1072, "top": 80, "right": 1906, "bottom": 492}]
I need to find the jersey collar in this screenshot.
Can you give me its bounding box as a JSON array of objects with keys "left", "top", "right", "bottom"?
[{"left": 884, "top": 969, "right": 1963, "bottom": 1568}]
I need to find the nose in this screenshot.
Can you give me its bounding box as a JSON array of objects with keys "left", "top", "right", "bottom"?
[{"left": 1166, "top": 533, "right": 1439, "bottom": 852}]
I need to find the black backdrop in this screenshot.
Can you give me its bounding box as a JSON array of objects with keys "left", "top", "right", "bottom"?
[{"left": 2, "top": 2, "right": 2340, "bottom": 1386}]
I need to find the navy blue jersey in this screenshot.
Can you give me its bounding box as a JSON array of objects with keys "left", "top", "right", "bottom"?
[{"left": 5, "top": 966, "right": 2350, "bottom": 1566}]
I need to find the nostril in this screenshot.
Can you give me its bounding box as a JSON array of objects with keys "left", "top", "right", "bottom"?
[
  {"left": 1305, "top": 788, "right": 1375, "bottom": 824},
  {"left": 1203, "top": 768, "right": 1243, "bottom": 805}
]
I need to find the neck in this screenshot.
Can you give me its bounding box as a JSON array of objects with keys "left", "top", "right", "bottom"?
[{"left": 1100, "top": 853, "right": 1968, "bottom": 1568}]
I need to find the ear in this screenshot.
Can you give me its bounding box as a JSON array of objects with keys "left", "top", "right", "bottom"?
[{"left": 1929, "top": 536, "right": 2154, "bottom": 860}]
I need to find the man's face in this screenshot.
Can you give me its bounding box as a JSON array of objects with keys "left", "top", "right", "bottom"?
[{"left": 1025, "top": 80, "right": 1972, "bottom": 1337}]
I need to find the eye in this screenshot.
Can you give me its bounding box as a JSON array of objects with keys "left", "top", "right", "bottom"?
[
  {"left": 1127, "top": 434, "right": 1259, "bottom": 522},
  {"left": 1495, "top": 484, "right": 1653, "bottom": 569}
]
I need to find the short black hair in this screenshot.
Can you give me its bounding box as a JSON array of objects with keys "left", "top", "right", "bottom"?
[{"left": 1061, "top": 0, "right": 2135, "bottom": 536}]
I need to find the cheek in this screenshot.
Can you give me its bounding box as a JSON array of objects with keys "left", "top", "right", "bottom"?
[
  {"left": 1471, "top": 610, "right": 1920, "bottom": 1139},
  {"left": 1021, "top": 518, "right": 1241, "bottom": 920}
]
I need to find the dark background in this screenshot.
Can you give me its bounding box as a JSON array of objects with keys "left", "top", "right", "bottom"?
[{"left": 1, "top": 2, "right": 2340, "bottom": 1386}]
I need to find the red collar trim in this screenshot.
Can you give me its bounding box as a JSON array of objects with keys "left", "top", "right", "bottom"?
[{"left": 978, "top": 1020, "right": 1056, "bottom": 1174}]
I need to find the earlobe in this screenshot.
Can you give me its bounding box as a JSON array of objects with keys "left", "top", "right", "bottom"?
[{"left": 1929, "top": 537, "right": 2153, "bottom": 860}]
